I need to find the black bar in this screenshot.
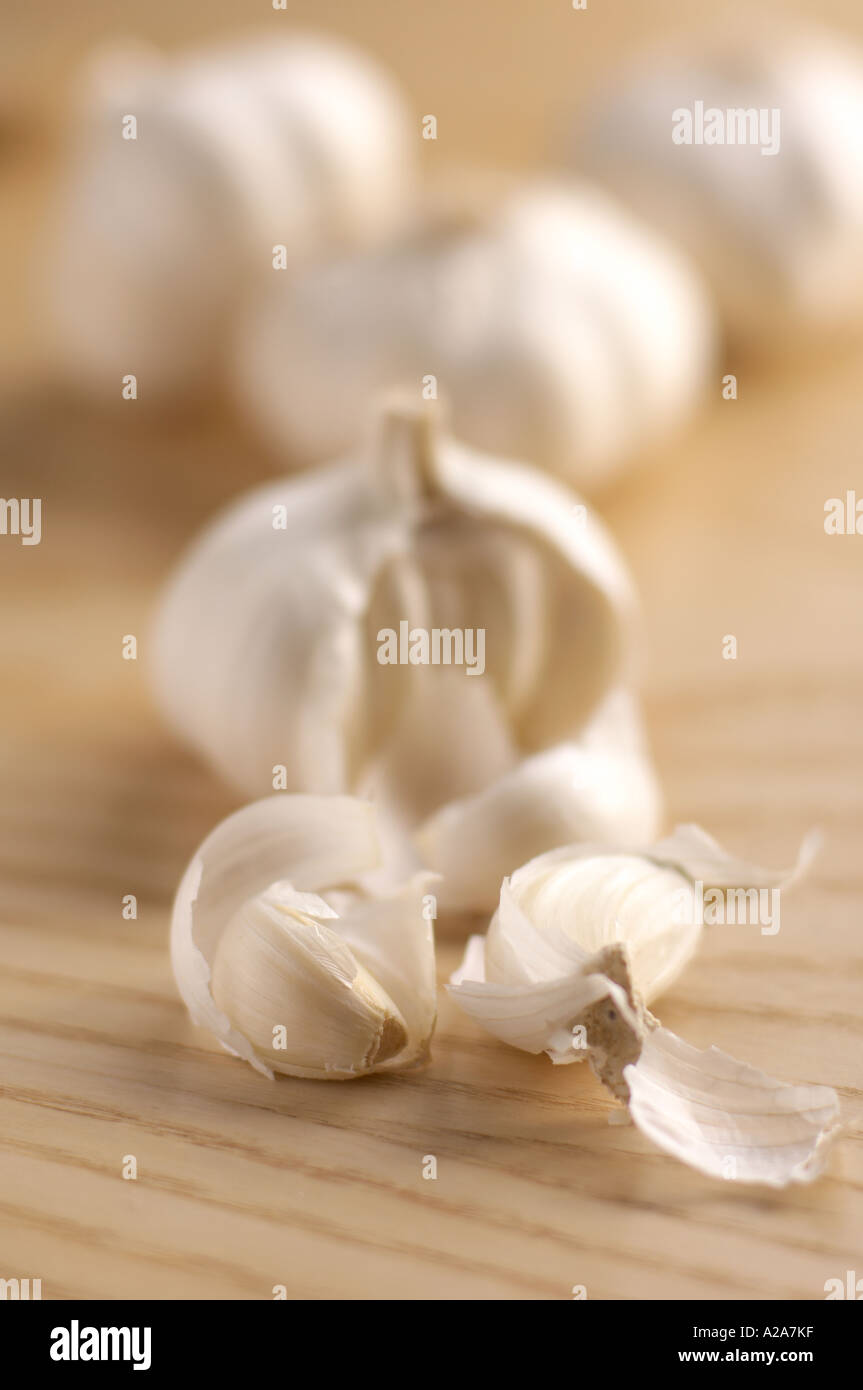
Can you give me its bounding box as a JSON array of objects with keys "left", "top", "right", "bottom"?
[{"left": 5, "top": 1298, "right": 859, "bottom": 1375}]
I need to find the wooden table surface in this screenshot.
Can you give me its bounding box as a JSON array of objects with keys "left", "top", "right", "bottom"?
[{"left": 1, "top": 0, "right": 862, "bottom": 1300}]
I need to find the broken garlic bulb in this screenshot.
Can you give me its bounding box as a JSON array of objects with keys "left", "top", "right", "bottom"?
[
  {"left": 234, "top": 184, "right": 716, "bottom": 490},
  {"left": 48, "top": 35, "right": 414, "bottom": 393},
  {"left": 576, "top": 25, "right": 863, "bottom": 344},
  {"left": 153, "top": 402, "right": 661, "bottom": 908},
  {"left": 450, "top": 826, "right": 838, "bottom": 1184},
  {"left": 172, "top": 794, "right": 436, "bottom": 1079}
]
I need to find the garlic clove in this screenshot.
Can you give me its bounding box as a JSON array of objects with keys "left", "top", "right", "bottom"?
[
  {"left": 171, "top": 794, "right": 436, "bottom": 1079},
  {"left": 448, "top": 830, "right": 840, "bottom": 1183},
  {"left": 210, "top": 884, "right": 410, "bottom": 1079},
  {"left": 328, "top": 881, "right": 437, "bottom": 1072},
  {"left": 362, "top": 659, "right": 519, "bottom": 826},
  {"left": 477, "top": 823, "right": 818, "bottom": 1005},
  {"left": 415, "top": 688, "right": 662, "bottom": 912},
  {"left": 491, "top": 851, "right": 701, "bottom": 1006}
]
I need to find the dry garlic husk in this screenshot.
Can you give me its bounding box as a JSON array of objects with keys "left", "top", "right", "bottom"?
[
  {"left": 172, "top": 794, "right": 436, "bottom": 1079},
  {"left": 48, "top": 35, "right": 414, "bottom": 393},
  {"left": 234, "top": 183, "right": 716, "bottom": 490},
  {"left": 153, "top": 403, "right": 661, "bottom": 909},
  {"left": 576, "top": 25, "right": 863, "bottom": 344},
  {"left": 450, "top": 826, "right": 839, "bottom": 1184}
]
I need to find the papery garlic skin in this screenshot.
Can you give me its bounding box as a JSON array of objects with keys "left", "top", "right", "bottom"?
[
  {"left": 448, "top": 828, "right": 839, "bottom": 1184},
  {"left": 626, "top": 1030, "right": 840, "bottom": 1187},
  {"left": 576, "top": 26, "right": 863, "bottom": 344},
  {"left": 171, "top": 795, "right": 436, "bottom": 1080},
  {"left": 234, "top": 184, "right": 716, "bottom": 489},
  {"left": 153, "top": 403, "right": 661, "bottom": 890},
  {"left": 47, "top": 36, "right": 414, "bottom": 393}
]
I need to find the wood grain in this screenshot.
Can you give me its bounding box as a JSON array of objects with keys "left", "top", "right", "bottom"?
[{"left": 0, "top": 0, "right": 861, "bottom": 1300}]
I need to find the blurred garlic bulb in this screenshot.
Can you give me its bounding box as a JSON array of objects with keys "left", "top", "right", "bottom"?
[
  {"left": 153, "top": 402, "right": 661, "bottom": 906},
  {"left": 48, "top": 35, "right": 414, "bottom": 393},
  {"left": 576, "top": 25, "right": 863, "bottom": 344},
  {"left": 173, "top": 794, "right": 436, "bottom": 1079},
  {"left": 450, "top": 826, "right": 838, "bottom": 1184},
  {"left": 235, "top": 184, "right": 716, "bottom": 490}
]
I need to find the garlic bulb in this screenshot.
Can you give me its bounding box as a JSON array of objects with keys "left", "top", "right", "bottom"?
[
  {"left": 576, "top": 26, "right": 863, "bottom": 344},
  {"left": 234, "top": 184, "right": 716, "bottom": 490},
  {"left": 450, "top": 826, "right": 838, "bottom": 1184},
  {"left": 48, "top": 36, "right": 414, "bottom": 393},
  {"left": 172, "top": 794, "right": 436, "bottom": 1079},
  {"left": 153, "top": 402, "right": 661, "bottom": 907}
]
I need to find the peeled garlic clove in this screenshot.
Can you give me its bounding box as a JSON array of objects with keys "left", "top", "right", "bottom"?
[
  {"left": 416, "top": 689, "right": 662, "bottom": 912},
  {"left": 234, "top": 182, "right": 716, "bottom": 489},
  {"left": 153, "top": 402, "right": 658, "bottom": 878},
  {"left": 48, "top": 36, "right": 414, "bottom": 393},
  {"left": 448, "top": 829, "right": 839, "bottom": 1183},
  {"left": 172, "top": 794, "right": 436, "bottom": 1079},
  {"left": 576, "top": 24, "right": 863, "bottom": 344}
]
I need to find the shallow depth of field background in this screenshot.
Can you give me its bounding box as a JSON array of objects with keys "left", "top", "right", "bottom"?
[{"left": 0, "top": 0, "right": 861, "bottom": 1300}]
